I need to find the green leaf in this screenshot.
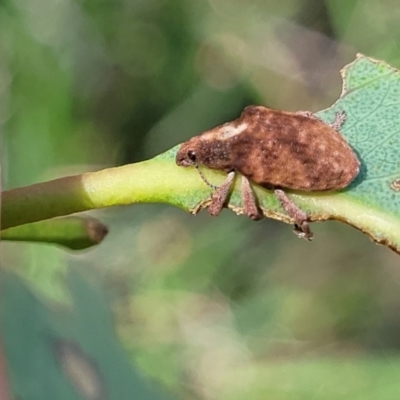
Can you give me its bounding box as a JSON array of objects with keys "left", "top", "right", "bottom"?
[
  {"left": 169, "top": 53, "right": 400, "bottom": 253},
  {"left": 296, "top": 54, "right": 400, "bottom": 251},
  {"left": 2, "top": 54, "right": 400, "bottom": 253}
]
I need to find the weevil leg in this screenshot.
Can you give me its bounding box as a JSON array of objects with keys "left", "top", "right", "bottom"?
[
  {"left": 274, "top": 189, "right": 313, "bottom": 240},
  {"left": 241, "top": 176, "right": 262, "bottom": 220},
  {"left": 330, "top": 110, "right": 347, "bottom": 131},
  {"left": 296, "top": 110, "right": 347, "bottom": 131},
  {"left": 208, "top": 171, "right": 236, "bottom": 216}
]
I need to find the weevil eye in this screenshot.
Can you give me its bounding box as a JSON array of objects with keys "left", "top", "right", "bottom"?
[{"left": 187, "top": 150, "right": 196, "bottom": 162}]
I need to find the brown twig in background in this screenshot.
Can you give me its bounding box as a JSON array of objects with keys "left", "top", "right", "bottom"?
[{"left": 0, "top": 165, "right": 12, "bottom": 399}]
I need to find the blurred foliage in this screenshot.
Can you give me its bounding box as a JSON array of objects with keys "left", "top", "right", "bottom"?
[
  {"left": 1, "top": 269, "right": 171, "bottom": 400},
  {"left": 1, "top": 0, "right": 400, "bottom": 399}
]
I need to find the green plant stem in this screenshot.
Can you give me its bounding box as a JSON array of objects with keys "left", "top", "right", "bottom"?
[
  {"left": 3, "top": 147, "right": 400, "bottom": 254},
  {"left": 1, "top": 217, "right": 108, "bottom": 249},
  {"left": 1, "top": 156, "right": 211, "bottom": 230}
]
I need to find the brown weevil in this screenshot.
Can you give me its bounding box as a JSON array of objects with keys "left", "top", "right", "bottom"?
[{"left": 176, "top": 105, "right": 360, "bottom": 240}]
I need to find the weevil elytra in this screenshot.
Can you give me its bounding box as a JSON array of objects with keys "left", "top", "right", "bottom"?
[{"left": 176, "top": 105, "right": 360, "bottom": 240}]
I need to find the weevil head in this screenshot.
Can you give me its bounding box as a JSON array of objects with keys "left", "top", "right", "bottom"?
[
  {"left": 176, "top": 137, "right": 202, "bottom": 167},
  {"left": 176, "top": 131, "right": 233, "bottom": 172}
]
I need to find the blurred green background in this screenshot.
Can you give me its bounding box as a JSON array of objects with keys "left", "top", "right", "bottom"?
[{"left": 1, "top": 0, "right": 400, "bottom": 398}]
